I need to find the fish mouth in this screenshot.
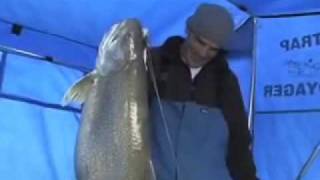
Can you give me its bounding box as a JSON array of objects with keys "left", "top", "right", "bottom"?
[
  {"left": 120, "top": 19, "right": 145, "bottom": 61},
  {"left": 97, "top": 18, "right": 146, "bottom": 76},
  {"left": 104, "top": 19, "right": 142, "bottom": 46}
]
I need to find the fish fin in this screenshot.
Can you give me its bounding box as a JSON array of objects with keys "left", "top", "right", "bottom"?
[
  {"left": 62, "top": 71, "right": 97, "bottom": 106},
  {"left": 143, "top": 28, "right": 149, "bottom": 38},
  {"left": 143, "top": 27, "right": 152, "bottom": 71},
  {"left": 143, "top": 48, "right": 148, "bottom": 70}
]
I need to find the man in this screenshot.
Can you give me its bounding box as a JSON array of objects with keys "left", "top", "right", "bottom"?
[{"left": 148, "top": 3, "right": 258, "bottom": 180}]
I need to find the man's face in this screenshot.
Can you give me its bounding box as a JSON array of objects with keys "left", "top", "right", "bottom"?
[{"left": 181, "top": 32, "right": 220, "bottom": 68}]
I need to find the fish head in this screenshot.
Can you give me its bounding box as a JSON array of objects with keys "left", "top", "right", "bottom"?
[{"left": 97, "top": 18, "right": 147, "bottom": 76}]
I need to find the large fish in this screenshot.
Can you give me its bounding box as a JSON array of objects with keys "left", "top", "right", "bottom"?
[{"left": 63, "top": 19, "right": 153, "bottom": 180}]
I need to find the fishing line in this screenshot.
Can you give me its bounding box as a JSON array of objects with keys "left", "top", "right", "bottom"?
[{"left": 146, "top": 48, "right": 179, "bottom": 177}]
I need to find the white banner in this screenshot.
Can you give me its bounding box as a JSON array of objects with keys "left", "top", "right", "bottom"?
[{"left": 255, "top": 15, "right": 320, "bottom": 111}]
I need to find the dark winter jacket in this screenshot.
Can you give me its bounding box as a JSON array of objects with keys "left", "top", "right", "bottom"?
[{"left": 148, "top": 36, "right": 257, "bottom": 180}]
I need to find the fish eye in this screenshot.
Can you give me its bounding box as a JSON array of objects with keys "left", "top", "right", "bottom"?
[
  {"left": 126, "top": 32, "right": 133, "bottom": 40},
  {"left": 111, "top": 34, "right": 118, "bottom": 43}
]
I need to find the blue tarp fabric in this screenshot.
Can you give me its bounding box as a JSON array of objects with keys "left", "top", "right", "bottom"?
[
  {"left": 0, "top": 0, "right": 249, "bottom": 70},
  {"left": 254, "top": 15, "right": 320, "bottom": 180},
  {"left": 0, "top": 52, "right": 82, "bottom": 180}
]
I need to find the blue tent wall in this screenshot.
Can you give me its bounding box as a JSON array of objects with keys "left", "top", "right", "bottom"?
[
  {"left": 0, "top": 1, "right": 251, "bottom": 179},
  {"left": 254, "top": 113, "right": 320, "bottom": 179},
  {"left": 253, "top": 14, "right": 320, "bottom": 179},
  {"left": 0, "top": 0, "right": 249, "bottom": 70},
  {"left": 229, "top": 0, "right": 320, "bottom": 15},
  {"left": 0, "top": 50, "right": 83, "bottom": 180}
]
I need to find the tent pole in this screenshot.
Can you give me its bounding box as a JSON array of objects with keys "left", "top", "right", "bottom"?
[
  {"left": 296, "top": 142, "right": 320, "bottom": 180},
  {"left": 248, "top": 17, "right": 258, "bottom": 138}
]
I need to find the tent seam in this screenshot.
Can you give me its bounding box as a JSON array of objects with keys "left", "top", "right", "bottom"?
[
  {"left": 0, "top": 52, "right": 7, "bottom": 92},
  {"left": 0, "top": 92, "right": 81, "bottom": 113}
]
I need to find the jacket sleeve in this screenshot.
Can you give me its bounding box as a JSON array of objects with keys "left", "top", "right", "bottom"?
[{"left": 220, "top": 72, "right": 258, "bottom": 180}]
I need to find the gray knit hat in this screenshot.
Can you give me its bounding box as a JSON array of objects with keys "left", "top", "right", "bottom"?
[{"left": 187, "top": 3, "right": 234, "bottom": 47}]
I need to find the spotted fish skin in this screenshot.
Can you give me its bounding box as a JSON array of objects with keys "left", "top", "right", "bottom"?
[{"left": 63, "top": 19, "right": 151, "bottom": 180}]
